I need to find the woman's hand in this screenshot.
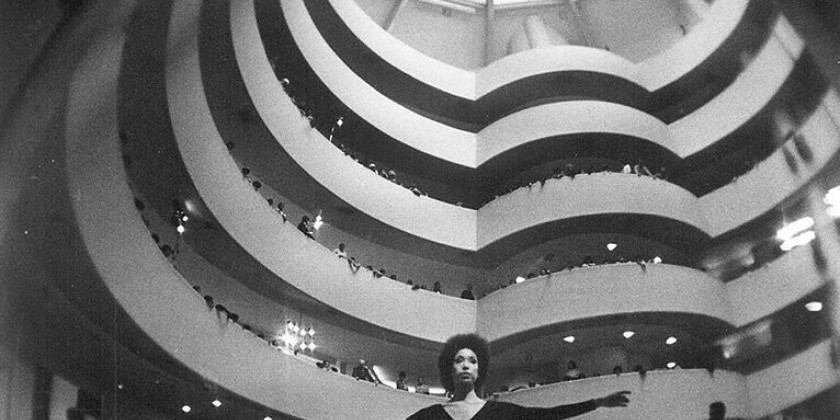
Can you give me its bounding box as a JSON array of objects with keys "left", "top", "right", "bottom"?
[{"left": 595, "top": 390, "right": 631, "bottom": 408}]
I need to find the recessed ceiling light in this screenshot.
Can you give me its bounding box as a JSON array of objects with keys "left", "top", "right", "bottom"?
[
  {"left": 563, "top": 335, "right": 575, "bottom": 343},
  {"left": 212, "top": 399, "right": 222, "bottom": 408},
  {"left": 606, "top": 243, "right": 618, "bottom": 251},
  {"left": 181, "top": 405, "right": 191, "bottom": 413},
  {"left": 805, "top": 301, "right": 823, "bottom": 312},
  {"left": 665, "top": 336, "right": 677, "bottom": 345},
  {"left": 622, "top": 331, "right": 635, "bottom": 339},
  {"left": 666, "top": 362, "right": 676, "bottom": 369}
]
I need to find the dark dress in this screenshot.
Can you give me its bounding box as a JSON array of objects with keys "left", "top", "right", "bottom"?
[{"left": 406, "top": 400, "right": 597, "bottom": 420}]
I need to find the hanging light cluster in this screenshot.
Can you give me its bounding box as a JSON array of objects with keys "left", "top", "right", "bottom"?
[{"left": 279, "top": 320, "right": 316, "bottom": 352}]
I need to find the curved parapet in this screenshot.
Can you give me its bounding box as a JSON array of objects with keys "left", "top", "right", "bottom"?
[
  {"left": 726, "top": 244, "right": 826, "bottom": 327},
  {"left": 476, "top": 263, "right": 732, "bottom": 344},
  {"left": 701, "top": 92, "right": 840, "bottom": 236},
  {"left": 169, "top": 0, "right": 477, "bottom": 341}
]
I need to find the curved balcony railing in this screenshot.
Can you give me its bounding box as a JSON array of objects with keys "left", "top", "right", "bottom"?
[
  {"left": 168, "top": 0, "right": 477, "bottom": 344},
  {"left": 31, "top": 0, "right": 840, "bottom": 419},
  {"left": 700, "top": 91, "right": 840, "bottom": 236},
  {"left": 236, "top": 4, "right": 840, "bottom": 247},
  {"left": 317, "top": 0, "right": 775, "bottom": 125},
  {"left": 477, "top": 263, "right": 732, "bottom": 344},
  {"left": 272, "top": 0, "right": 826, "bottom": 203}
]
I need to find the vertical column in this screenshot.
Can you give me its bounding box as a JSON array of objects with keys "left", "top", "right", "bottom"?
[
  {"left": 484, "top": 0, "right": 496, "bottom": 65},
  {"left": 567, "top": 0, "right": 595, "bottom": 48},
  {"left": 523, "top": 15, "right": 553, "bottom": 48},
  {"left": 383, "top": 0, "right": 409, "bottom": 32}
]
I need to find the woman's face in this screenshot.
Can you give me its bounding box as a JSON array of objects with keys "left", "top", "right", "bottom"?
[{"left": 452, "top": 348, "right": 479, "bottom": 387}]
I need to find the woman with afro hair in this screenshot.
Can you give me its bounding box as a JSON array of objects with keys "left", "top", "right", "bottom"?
[{"left": 406, "top": 334, "right": 630, "bottom": 420}]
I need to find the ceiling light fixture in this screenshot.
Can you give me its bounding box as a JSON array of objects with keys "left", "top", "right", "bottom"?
[{"left": 805, "top": 301, "right": 823, "bottom": 312}]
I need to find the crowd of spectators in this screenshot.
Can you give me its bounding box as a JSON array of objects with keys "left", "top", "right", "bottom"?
[
  {"left": 280, "top": 77, "right": 431, "bottom": 199},
  {"left": 487, "top": 160, "right": 669, "bottom": 206},
  {"left": 495, "top": 255, "right": 663, "bottom": 292}
]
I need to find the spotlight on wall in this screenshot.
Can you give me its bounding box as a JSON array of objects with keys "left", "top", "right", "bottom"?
[
  {"left": 805, "top": 301, "right": 823, "bottom": 312},
  {"left": 313, "top": 210, "right": 324, "bottom": 230},
  {"left": 281, "top": 321, "right": 316, "bottom": 353},
  {"left": 824, "top": 185, "right": 840, "bottom": 210},
  {"left": 563, "top": 335, "right": 575, "bottom": 343},
  {"left": 776, "top": 217, "right": 814, "bottom": 241},
  {"left": 622, "top": 331, "right": 635, "bottom": 339},
  {"left": 780, "top": 230, "right": 816, "bottom": 251},
  {"left": 280, "top": 333, "right": 298, "bottom": 347}
]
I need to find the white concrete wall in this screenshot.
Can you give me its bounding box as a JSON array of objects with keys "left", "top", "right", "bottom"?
[
  {"left": 477, "top": 173, "right": 707, "bottom": 248},
  {"left": 700, "top": 92, "right": 840, "bottom": 236},
  {"left": 746, "top": 340, "right": 838, "bottom": 418},
  {"left": 726, "top": 243, "right": 825, "bottom": 327},
  {"left": 333, "top": 0, "right": 749, "bottom": 92},
  {"left": 477, "top": 263, "right": 731, "bottom": 342}
]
